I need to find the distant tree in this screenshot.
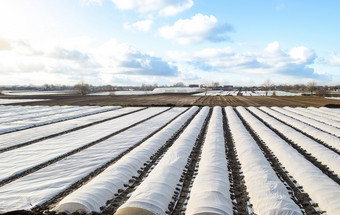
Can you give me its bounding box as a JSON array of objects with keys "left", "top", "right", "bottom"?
[
  {"left": 200, "top": 82, "right": 210, "bottom": 96},
  {"left": 307, "top": 81, "right": 317, "bottom": 95},
  {"left": 141, "top": 83, "right": 153, "bottom": 91},
  {"left": 174, "top": 82, "right": 185, "bottom": 87},
  {"left": 317, "top": 86, "right": 328, "bottom": 97},
  {"left": 0, "top": 88, "right": 3, "bottom": 95},
  {"left": 212, "top": 81, "right": 220, "bottom": 89},
  {"left": 75, "top": 81, "right": 90, "bottom": 95},
  {"left": 262, "top": 79, "right": 274, "bottom": 96}
]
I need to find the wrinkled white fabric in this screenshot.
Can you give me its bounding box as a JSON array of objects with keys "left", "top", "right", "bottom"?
[
  {"left": 248, "top": 107, "right": 340, "bottom": 176},
  {"left": 307, "top": 107, "right": 340, "bottom": 121},
  {"left": 186, "top": 106, "right": 233, "bottom": 215},
  {"left": 116, "top": 107, "right": 210, "bottom": 215},
  {"left": 260, "top": 107, "right": 340, "bottom": 151},
  {"left": 237, "top": 106, "right": 340, "bottom": 215},
  {"left": 286, "top": 107, "right": 340, "bottom": 129},
  {"left": 0, "top": 105, "right": 118, "bottom": 134},
  {"left": 273, "top": 106, "right": 340, "bottom": 137},
  {"left": 0, "top": 107, "right": 168, "bottom": 182},
  {"left": 227, "top": 107, "right": 302, "bottom": 215},
  {"left": 0, "top": 107, "right": 140, "bottom": 150},
  {"left": 0, "top": 108, "right": 186, "bottom": 213},
  {"left": 54, "top": 107, "right": 197, "bottom": 213}
]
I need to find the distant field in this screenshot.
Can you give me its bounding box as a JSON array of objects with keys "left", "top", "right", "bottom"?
[{"left": 1, "top": 93, "right": 340, "bottom": 107}]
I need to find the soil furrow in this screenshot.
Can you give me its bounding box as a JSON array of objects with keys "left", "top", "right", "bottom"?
[
  {"left": 0, "top": 108, "right": 147, "bottom": 153},
  {"left": 234, "top": 108, "right": 319, "bottom": 215},
  {"left": 168, "top": 108, "right": 212, "bottom": 214},
  {"left": 223, "top": 108, "right": 250, "bottom": 215},
  {"left": 99, "top": 108, "right": 201, "bottom": 215},
  {"left": 0, "top": 108, "right": 170, "bottom": 188},
  {"left": 248, "top": 109, "right": 340, "bottom": 185}
]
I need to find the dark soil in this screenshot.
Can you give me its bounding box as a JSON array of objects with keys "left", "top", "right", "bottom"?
[
  {"left": 223, "top": 108, "right": 250, "bottom": 214},
  {"left": 2, "top": 94, "right": 340, "bottom": 107}
]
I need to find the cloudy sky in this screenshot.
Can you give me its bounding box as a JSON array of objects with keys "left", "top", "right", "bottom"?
[{"left": 0, "top": 0, "right": 340, "bottom": 86}]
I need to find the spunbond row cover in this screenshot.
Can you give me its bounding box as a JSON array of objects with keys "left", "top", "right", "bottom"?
[
  {"left": 248, "top": 107, "right": 340, "bottom": 176},
  {"left": 55, "top": 107, "right": 198, "bottom": 213},
  {"left": 237, "top": 106, "right": 340, "bottom": 215},
  {"left": 186, "top": 106, "right": 233, "bottom": 215},
  {"left": 226, "top": 107, "right": 302, "bottom": 215},
  {"left": 115, "top": 107, "right": 210, "bottom": 215},
  {"left": 260, "top": 106, "right": 340, "bottom": 151}
]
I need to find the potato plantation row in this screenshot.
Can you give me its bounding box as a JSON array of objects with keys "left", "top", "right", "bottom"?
[{"left": 0, "top": 105, "right": 339, "bottom": 215}]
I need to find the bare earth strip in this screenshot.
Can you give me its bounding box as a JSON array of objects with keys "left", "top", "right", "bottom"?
[{"left": 2, "top": 94, "right": 340, "bottom": 107}]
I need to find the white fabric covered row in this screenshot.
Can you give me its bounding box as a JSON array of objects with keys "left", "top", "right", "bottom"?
[
  {"left": 0, "top": 99, "right": 49, "bottom": 105},
  {"left": 186, "top": 106, "right": 233, "bottom": 215},
  {"left": 0, "top": 107, "right": 169, "bottom": 182},
  {"left": 272, "top": 107, "right": 340, "bottom": 137},
  {"left": 0, "top": 106, "right": 118, "bottom": 134},
  {"left": 0, "top": 108, "right": 187, "bottom": 213},
  {"left": 237, "top": 107, "right": 340, "bottom": 215},
  {"left": 286, "top": 107, "right": 340, "bottom": 129},
  {"left": 228, "top": 107, "right": 302, "bottom": 215},
  {"left": 0, "top": 107, "right": 140, "bottom": 150},
  {"left": 248, "top": 107, "right": 340, "bottom": 176},
  {"left": 55, "top": 107, "right": 197, "bottom": 213},
  {"left": 307, "top": 107, "right": 340, "bottom": 122},
  {"left": 260, "top": 107, "right": 340, "bottom": 151},
  {"left": 320, "top": 107, "right": 340, "bottom": 113},
  {"left": 0, "top": 105, "right": 71, "bottom": 118},
  {"left": 0, "top": 106, "right": 85, "bottom": 123},
  {"left": 116, "top": 107, "right": 210, "bottom": 215}
]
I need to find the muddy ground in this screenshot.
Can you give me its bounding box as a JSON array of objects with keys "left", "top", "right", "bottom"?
[{"left": 1, "top": 94, "right": 340, "bottom": 107}]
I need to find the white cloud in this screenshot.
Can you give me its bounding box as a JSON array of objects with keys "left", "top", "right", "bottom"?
[
  {"left": 159, "top": 14, "right": 231, "bottom": 44},
  {"left": 169, "top": 41, "right": 317, "bottom": 78},
  {"left": 80, "top": 0, "right": 103, "bottom": 6},
  {"left": 0, "top": 38, "right": 179, "bottom": 85},
  {"left": 289, "top": 46, "right": 315, "bottom": 64},
  {"left": 124, "top": 19, "right": 153, "bottom": 33},
  {"left": 94, "top": 39, "right": 179, "bottom": 77},
  {"left": 327, "top": 53, "right": 340, "bottom": 66},
  {"left": 111, "top": 0, "right": 193, "bottom": 16}
]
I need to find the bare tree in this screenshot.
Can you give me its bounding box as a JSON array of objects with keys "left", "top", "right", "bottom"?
[
  {"left": 317, "top": 86, "right": 328, "bottom": 97},
  {"left": 173, "top": 82, "right": 185, "bottom": 87},
  {"left": 200, "top": 82, "right": 210, "bottom": 96},
  {"left": 262, "top": 79, "right": 274, "bottom": 96},
  {"left": 307, "top": 81, "right": 317, "bottom": 95},
  {"left": 212, "top": 81, "right": 220, "bottom": 89},
  {"left": 75, "top": 81, "right": 90, "bottom": 95}
]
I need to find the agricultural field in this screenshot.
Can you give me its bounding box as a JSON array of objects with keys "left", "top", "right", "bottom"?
[{"left": 0, "top": 105, "right": 340, "bottom": 215}]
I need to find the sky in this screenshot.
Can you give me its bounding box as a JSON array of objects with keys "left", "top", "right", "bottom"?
[{"left": 0, "top": 0, "right": 340, "bottom": 87}]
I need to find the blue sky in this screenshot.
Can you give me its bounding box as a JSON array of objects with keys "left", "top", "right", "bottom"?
[{"left": 0, "top": 0, "right": 339, "bottom": 86}]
